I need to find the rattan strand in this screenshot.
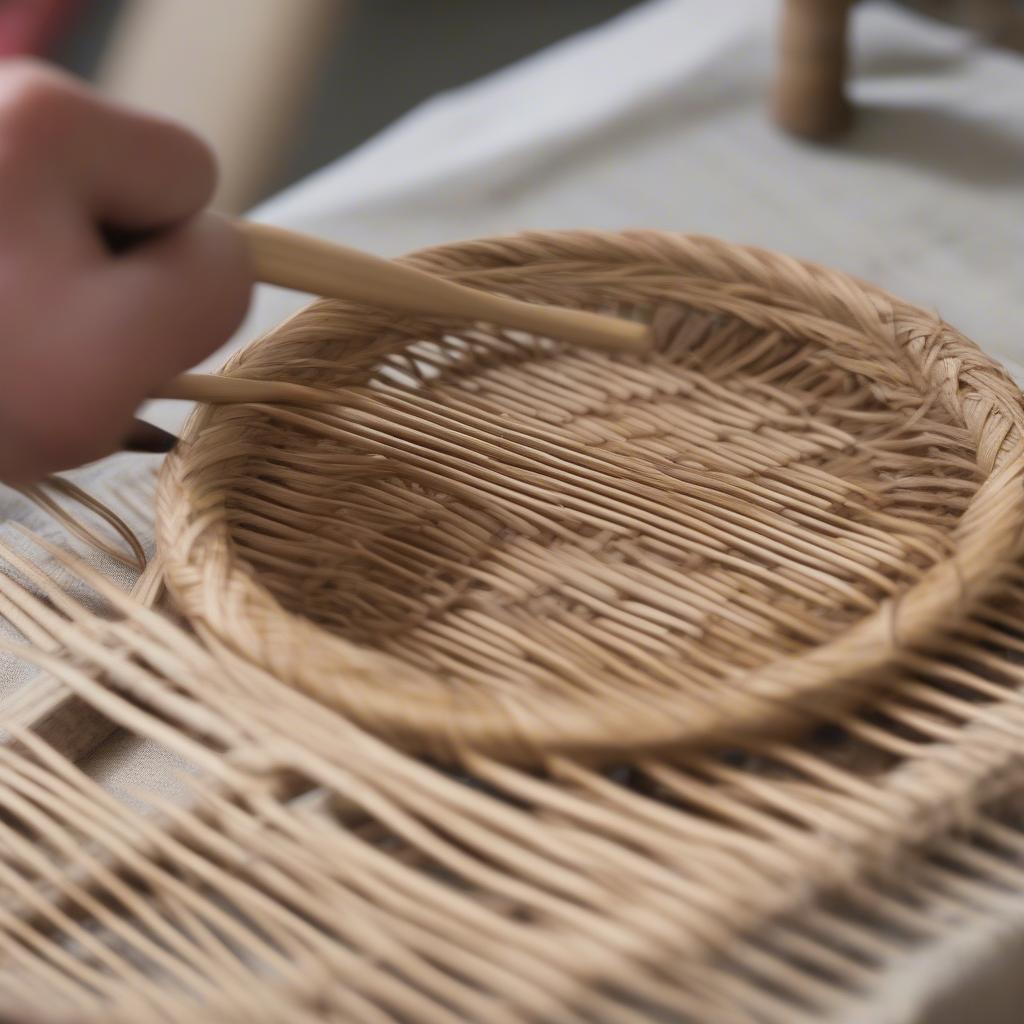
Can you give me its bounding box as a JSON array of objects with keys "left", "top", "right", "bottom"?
[{"left": 5, "top": 526, "right": 1024, "bottom": 1021}]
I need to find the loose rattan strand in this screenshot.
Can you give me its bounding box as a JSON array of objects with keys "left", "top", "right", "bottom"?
[{"left": 5, "top": 520, "right": 1024, "bottom": 1021}]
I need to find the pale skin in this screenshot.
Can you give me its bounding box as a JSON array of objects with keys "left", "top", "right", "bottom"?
[{"left": 0, "top": 60, "right": 253, "bottom": 484}]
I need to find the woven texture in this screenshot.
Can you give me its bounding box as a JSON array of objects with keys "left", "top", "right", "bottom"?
[
  {"left": 4, "top": 232, "right": 1024, "bottom": 1022},
  {"left": 160, "top": 231, "right": 1024, "bottom": 762}
]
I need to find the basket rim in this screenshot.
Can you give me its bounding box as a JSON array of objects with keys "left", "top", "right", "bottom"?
[{"left": 157, "top": 230, "right": 1024, "bottom": 762}]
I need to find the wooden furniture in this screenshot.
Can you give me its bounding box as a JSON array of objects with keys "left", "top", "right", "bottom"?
[
  {"left": 773, "top": 0, "right": 854, "bottom": 139},
  {"left": 773, "top": 0, "right": 1024, "bottom": 140}
]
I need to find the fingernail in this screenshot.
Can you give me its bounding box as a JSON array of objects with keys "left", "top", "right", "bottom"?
[{"left": 123, "top": 419, "right": 179, "bottom": 454}]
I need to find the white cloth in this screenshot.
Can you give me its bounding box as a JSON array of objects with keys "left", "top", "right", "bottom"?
[{"left": 4, "top": 1, "right": 1024, "bottom": 1019}]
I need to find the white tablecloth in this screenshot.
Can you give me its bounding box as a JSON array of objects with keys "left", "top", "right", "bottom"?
[{"left": 4, "top": 1, "right": 1024, "bottom": 1019}]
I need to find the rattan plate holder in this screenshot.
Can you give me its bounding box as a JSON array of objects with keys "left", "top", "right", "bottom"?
[{"left": 157, "top": 231, "right": 1024, "bottom": 764}]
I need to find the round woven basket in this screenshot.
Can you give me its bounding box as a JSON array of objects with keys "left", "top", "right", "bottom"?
[{"left": 157, "top": 231, "right": 1024, "bottom": 763}]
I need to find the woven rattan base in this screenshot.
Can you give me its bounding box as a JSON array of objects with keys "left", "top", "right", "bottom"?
[{"left": 159, "top": 232, "right": 1024, "bottom": 762}]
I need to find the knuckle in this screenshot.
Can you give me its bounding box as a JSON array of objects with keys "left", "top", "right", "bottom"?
[
  {"left": 176, "top": 123, "right": 216, "bottom": 172},
  {"left": 0, "top": 60, "right": 77, "bottom": 144},
  {"left": 160, "top": 122, "right": 218, "bottom": 207},
  {"left": 0, "top": 59, "right": 67, "bottom": 109}
]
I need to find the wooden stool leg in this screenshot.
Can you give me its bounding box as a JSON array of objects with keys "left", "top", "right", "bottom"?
[{"left": 773, "top": 0, "right": 854, "bottom": 140}]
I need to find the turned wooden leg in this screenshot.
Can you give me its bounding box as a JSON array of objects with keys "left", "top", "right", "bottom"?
[{"left": 773, "top": 0, "right": 854, "bottom": 140}]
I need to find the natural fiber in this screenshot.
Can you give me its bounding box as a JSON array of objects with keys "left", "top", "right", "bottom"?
[
  {"left": 4, "top": 231, "right": 1024, "bottom": 1022},
  {"left": 160, "top": 231, "right": 1024, "bottom": 762}
]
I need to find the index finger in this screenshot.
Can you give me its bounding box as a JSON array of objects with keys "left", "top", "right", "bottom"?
[{"left": 0, "top": 61, "right": 218, "bottom": 231}]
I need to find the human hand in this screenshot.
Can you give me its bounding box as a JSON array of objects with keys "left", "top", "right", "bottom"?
[{"left": 0, "top": 60, "right": 252, "bottom": 484}]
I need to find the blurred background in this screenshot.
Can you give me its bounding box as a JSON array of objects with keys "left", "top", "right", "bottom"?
[
  {"left": 17, "top": 0, "right": 648, "bottom": 210},
  {"left": 5, "top": 0, "right": 1022, "bottom": 212}
]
